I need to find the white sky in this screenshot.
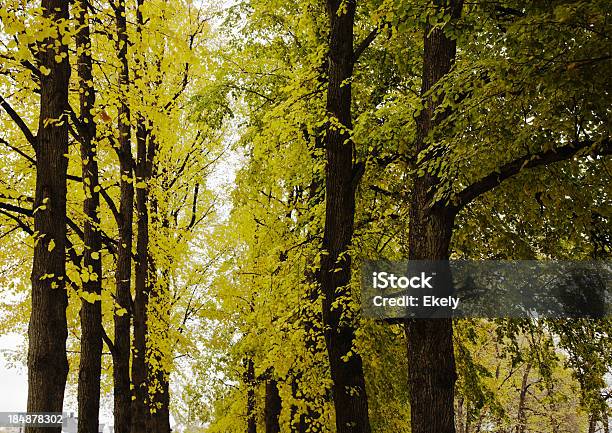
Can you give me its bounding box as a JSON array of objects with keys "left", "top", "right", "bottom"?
[{"left": 0, "top": 333, "right": 28, "bottom": 411}]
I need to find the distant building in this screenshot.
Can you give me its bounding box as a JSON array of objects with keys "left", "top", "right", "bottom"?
[{"left": 62, "top": 413, "right": 105, "bottom": 433}]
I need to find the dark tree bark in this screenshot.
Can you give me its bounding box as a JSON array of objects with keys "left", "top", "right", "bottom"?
[
  {"left": 516, "top": 363, "right": 531, "bottom": 433},
  {"left": 131, "top": 122, "right": 151, "bottom": 433},
  {"left": 113, "top": 1, "right": 135, "bottom": 432},
  {"left": 245, "top": 357, "right": 257, "bottom": 433},
  {"left": 25, "top": 1, "right": 71, "bottom": 432},
  {"left": 588, "top": 415, "right": 596, "bottom": 433},
  {"left": 146, "top": 201, "right": 171, "bottom": 433},
  {"left": 76, "top": 1, "right": 103, "bottom": 433},
  {"left": 318, "top": 1, "right": 371, "bottom": 433},
  {"left": 403, "top": 2, "right": 463, "bottom": 433},
  {"left": 265, "top": 379, "right": 281, "bottom": 433}
]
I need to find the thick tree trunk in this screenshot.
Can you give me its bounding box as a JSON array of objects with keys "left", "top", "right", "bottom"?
[
  {"left": 76, "top": 2, "right": 103, "bottom": 433},
  {"left": 404, "top": 2, "right": 463, "bottom": 433},
  {"left": 265, "top": 379, "right": 281, "bottom": 433},
  {"left": 319, "top": 1, "right": 371, "bottom": 433},
  {"left": 131, "top": 122, "right": 150, "bottom": 433},
  {"left": 113, "top": 1, "right": 134, "bottom": 432},
  {"left": 405, "top": 199, "right": 457, "bottom": 433},
  {"left": 25, "top": 1, "right": 71, "bottom": 433}
]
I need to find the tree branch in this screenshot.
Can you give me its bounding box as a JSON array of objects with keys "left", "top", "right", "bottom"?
[
  {"left": 99, "top": 186, "right": 121, "bottom": 225},
  {"left": 101, "top": 326, "right": 117, "bottom": 356},
  {"left": 0, "top": 208, "right": 33, "bottom": 235},
  {"left": 454, "top": 138, "right": 611, "bottom": 210},
  {"left": 354, "top": 26, "right": 380, "bottom": 63},
  {"left": 0, "top": 201, "right": 32, "bottom": 217},
  {"left": 0, "top": 137, "right": 36, "bottom": 165},
  {"left": 0, "top": 94, "right": 37, "bottom": 149}
]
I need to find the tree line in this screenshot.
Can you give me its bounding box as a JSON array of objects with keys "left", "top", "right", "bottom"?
[{"left": 0, "top": 1, "right": 610, "bottom": 433}]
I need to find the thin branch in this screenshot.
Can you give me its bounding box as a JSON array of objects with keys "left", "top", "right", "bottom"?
[
  {"left": 187, "top": 183, "right": 199, "bottom": 230},
  {"left": 0, "top": 208, "right": 33, "bottom": 235},
  {"left": 101, "top": 327, "right": 117, "bottom": 356},
  {"left": 0, "top": 94, "right": 37, "bottom": 149},
  {"left": 0, "top": 137, "right": 36, "bottom": 165}
]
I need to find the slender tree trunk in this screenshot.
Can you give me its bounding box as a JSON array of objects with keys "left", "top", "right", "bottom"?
[
  {"left": 456, "top": 398, "right": 465, "bottom": 433},
  {"left": 149, "top": 146, "right": 173, "bottom": 433},
  {"left": 474, "top": 413, "right": 483, "bottom": 433},
  {"left": 245, "top": 357, "right": 257, "bottom": 433},
  {"left": 265, "top": 379, "right": 281, "bottom": 433},
  {"left": 146, "top": 202, "right": 171, "bottom": 433},
  {"left": 25, "top": 1, "right": 71, "bottom": 432},
  {"left": 588, "top": 414, "right": 596, "bottom": 433},
  {"left": 404, "top": 2, "right": 463, "bottom": 433},
  {"left": 146, "top": 369, "right": 171, "bottom": 433},
  {"left": 293, "top": 246, "right": 325, "bottom": 432},
  {"left": 290, "top": 167, "right": 326, "bottom": 433},
  {"left": 131, "top": 122, "right": 150, "bottom": 433},
  {"left": 76, "top": 2, "right": 103, "bottom": 432},
  {"left": 516, "top": 362, "right": 531, "bottom": 433},
  {"left": 113, "top": 1, "right": 134, "bottom": 432},
  {"left": 319, "top": 1, "right": 371, "bottom": 432}
]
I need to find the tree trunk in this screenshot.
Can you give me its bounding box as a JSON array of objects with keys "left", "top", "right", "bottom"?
[
  {"left": 245, "top": 357, "right": 257, "bottom": 433},
  {"left": 147, "top": 364, "right": 171, "bottom": 433},
  {"left": 319, "top": 1, "right": 371, "bottom": 432},
  {"left": 588, "top": 414, "right": 596, "bottom": 433},
  {"left": 76, "top": 1, "right": 103, "bottom": 432},
  {"left": 113, "top": 1, "right": 134, "bottom": 432},
  {"left": 25, "top": 1, "right": 71, "bottom": 432},
  {"left": 146, "top": 204, "right": 171, "bottom": 433},
  {"left": 146, "top": 148, "right": 172, "bottom": 433},
  {"left": 265, "top": 379, "right": 281, "bottom": 433},
  {"left": 404, "top": 2, "right": 463, "bottom": 433},
  {"left": 516, "top": 362, "right": 531, "bottom": 433},
  {"left": 456, "top": 398, "right": 465, "bottom": 433},
  {"left": 131, "top": 122, "right": 150, "bottom": 433}
]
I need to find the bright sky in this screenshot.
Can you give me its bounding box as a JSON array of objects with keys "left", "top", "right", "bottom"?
[{"left": 0, "top": 334, "right": 28, "bottom": 412}]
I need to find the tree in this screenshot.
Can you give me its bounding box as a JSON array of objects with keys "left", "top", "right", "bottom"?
[
  {"left": 401, "top": 1, "right": 610, "bottom": 431},
  {"left": 318, "top": 1, "right": 372, "bottom": 432},
  {"left": 75, "top": 0, "right": 104, "bottom": 432},
  {"left": 25, "top": 1, "right": 71, "bottom": 432}
]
